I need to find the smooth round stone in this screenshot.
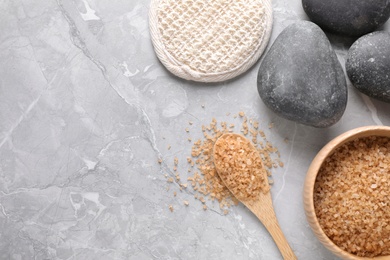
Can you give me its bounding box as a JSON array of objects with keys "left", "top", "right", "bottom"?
[
  {"left": 257, "top": 21, "right": 347, "bottom": 128},
  {"left": 302, "top": 0, "right": 390, "bottom": 37},
  {"left": 346, "top": 31, "right": 390, "bottom": 103}
]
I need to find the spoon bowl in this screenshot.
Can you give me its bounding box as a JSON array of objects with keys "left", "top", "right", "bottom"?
[{"left": 214, "top": 133, "right": 297, "bottom": 260}]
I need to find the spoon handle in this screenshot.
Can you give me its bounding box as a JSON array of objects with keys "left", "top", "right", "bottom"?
[
  {"left": 246, "top": 198, "right": 297, "bottom": 260},
  {"left": 262, "top": 213, "right": 297, "bottom": 260}
]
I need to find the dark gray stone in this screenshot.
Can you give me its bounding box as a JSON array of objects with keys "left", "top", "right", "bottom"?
[
  {"left": 257, "top": 21, "right": 347, "bottom": 128},
  {"left": 302, "top": 0, "right": 390, "bottom": 37},
  {"left": 346, "top": 32, "right": 390, "bottom": 103}
]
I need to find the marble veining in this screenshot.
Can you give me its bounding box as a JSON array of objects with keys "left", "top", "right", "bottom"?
[{"left": 0, "top": 0, "right": 389, "bottom": 259}]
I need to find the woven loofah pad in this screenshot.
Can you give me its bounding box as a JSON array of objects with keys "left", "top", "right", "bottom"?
[{"left": 149, "top": 0, "right": 273, "bottom": 82}]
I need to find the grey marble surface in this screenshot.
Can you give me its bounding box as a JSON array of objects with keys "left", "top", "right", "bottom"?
[{"left": 0, "top": 0, "right": 389, "bottom": 259}]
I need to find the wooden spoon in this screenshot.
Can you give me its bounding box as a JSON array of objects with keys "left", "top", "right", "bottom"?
[{"left": 213, "top": 133, "right": 297, "bottom": 260}]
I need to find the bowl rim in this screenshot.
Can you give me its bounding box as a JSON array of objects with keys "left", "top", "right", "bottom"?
[{"left": 303, "top": 125, "right": 390, "bottom": 260}]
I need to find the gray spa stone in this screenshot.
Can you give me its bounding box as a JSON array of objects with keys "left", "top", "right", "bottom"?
[
  {"left": 346, "top": 32, "right": 390, "bottom": 103},
  {"left": 257, "top": 21, "right": 347, "bottom": 128},
  {"left": 302, "top": 0, "right": 390, "bottom": 37}
]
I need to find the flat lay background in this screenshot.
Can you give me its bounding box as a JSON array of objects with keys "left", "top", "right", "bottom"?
[{"left": 0, "top": 0, "right": 389, "bottom": 259}]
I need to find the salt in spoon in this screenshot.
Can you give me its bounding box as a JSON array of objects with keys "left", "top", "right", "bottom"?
[{"left": 213, "top": 133, "right": 297, "bottom": 260}]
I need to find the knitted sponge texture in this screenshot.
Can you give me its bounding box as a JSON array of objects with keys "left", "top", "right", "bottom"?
[{"left": 149, "top": 0, "right": 273, "bottom": 82}]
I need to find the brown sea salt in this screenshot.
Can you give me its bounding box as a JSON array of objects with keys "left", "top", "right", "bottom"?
[
  {"left": 314, "top": 136, "right": 390, "bottom": 257},
  {"left": 160, "top": 112, "right": 284, "bottom": 213},
  {"left": 186, "top": 113, "right": 283, "bottom": 211},
  {"left": 213, "top": 134, "right": 269, "bottom": 201}
]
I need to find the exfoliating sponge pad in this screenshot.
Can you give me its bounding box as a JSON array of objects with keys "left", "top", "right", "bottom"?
[{"left": 149, "top": 0, "right": 273, "bottom": 82}]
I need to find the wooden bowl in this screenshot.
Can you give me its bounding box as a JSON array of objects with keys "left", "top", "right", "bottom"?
[{"left": 303, "top": 126, "right": 390, "bottom": 260}]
